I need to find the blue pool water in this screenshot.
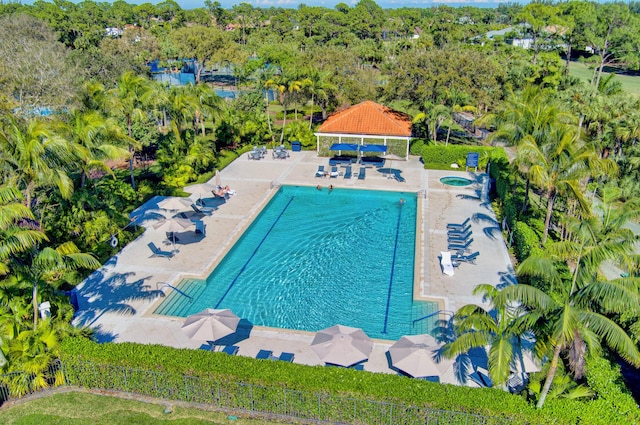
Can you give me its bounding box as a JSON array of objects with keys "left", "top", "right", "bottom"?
[{"left": 154, "top": 185, "right": 438, "bottom": 340}]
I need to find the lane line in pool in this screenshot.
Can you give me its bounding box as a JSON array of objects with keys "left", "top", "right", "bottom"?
[
  {"left": 381, "top": 203, "right": 403, "bottom": 334},
  {"left": 214, "top": 196, "right": 295, "bottom": 309}
]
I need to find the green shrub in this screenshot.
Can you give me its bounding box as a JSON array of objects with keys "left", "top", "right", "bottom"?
[
  {"left": 585, "top": 354, "right": 639, "bottom": 419},
  {"left": 421, "top": 145, "right": 504, "bottom": 171},
  {"left": 58, "top": 338, "right": 638, "bottom": 424},
  {"left": 409, "top": 138, "right": 428, "bottom": 156},
  {"left": 488, "top": 155, "right": 511, "bottom": 201},
  {"left": 513, "top": 221, "right": 542, "bottom": 261}
]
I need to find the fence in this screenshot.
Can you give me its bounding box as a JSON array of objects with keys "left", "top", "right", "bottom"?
[
  {"left": 2, "top": 360, "right": 507, "bottom": 424},
  {"left": 0, "top": 360, "right": 63, "bottom": 404}
]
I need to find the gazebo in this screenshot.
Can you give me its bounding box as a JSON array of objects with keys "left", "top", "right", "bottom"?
[{"left": 314, "top": 101, "right": 412, "bottom": 159}]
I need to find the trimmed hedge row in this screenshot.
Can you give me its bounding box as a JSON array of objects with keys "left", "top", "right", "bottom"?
[
  {"left": 421, "top": 145, "right": 506, "bottom": 171},
  {"left": 58, "top": 338, "right": 639, "bottom": 424},
  {"left": 512, "top": 221, "right": 543, "bottom": 262}
]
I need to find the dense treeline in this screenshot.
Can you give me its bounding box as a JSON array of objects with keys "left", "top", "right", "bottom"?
[{"left": 0, "top": 0, "right": 639, "bottom": 419}]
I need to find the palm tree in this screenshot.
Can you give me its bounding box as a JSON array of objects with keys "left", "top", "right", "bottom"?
[
  {"left": 167, "top": 86, "right": 198, "bottom": 132},
  {"left": 442, "top": 284, "right": 532, "bottom": 389},
  {"left": 0, "top": 117, "right": 74, "bottom": 208},
  {"left": 106, "top": 72, "right": 153, "bottom": 189},
  {"left": 521, "top": 124, "right": 617, "bottom": 244},
  {"left": 15, "top": 242, "right": 100, "bottom": 327},
  {"left": 0, "top": 186, "right": 47, "bottom": 276},
  {"left": 186, "top": 83, "right": 224, "bottom": 137},
  {"left": 279, "top": 75, "right": 304, "bottom": 143},
  {"left": 304, "top": 70, "right": 335, "bottom": 130},
  {"left": 502, "top": 196, "right": 640, "bottom": 407},
  {"left": 65, "top": 111, "right": 129, "bottom": 188},
  {"left": 501, "top": 261, "right": 640, "bottom": 408},
  {"left": 413, "top": 102, "right": 450, "bottom": 143}
]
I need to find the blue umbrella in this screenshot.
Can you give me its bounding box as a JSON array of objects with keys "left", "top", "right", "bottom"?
[
  {"left": 358, "top": 144, "right": 387, "bottom": 153},
  {"left": 330, "top": 143, "right": 359, "bottom": 151}
]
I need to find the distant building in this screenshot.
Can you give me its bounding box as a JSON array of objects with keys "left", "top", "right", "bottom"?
[{"left": 105, "top": 27, "right": 123, "bottom": 37}]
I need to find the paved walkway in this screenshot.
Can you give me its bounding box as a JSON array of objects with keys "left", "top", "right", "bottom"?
[{"left": 73, "top": 150, "right": 514, "bottom": 386}]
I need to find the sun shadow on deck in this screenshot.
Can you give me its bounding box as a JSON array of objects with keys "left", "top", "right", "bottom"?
[{"left": 73, "top": 265, "right": 165, "bottom": 329}]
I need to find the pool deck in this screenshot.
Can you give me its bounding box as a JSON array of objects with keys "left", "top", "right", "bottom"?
[{"left": 73, "top": 150, "right": 514, "bottom": 385}]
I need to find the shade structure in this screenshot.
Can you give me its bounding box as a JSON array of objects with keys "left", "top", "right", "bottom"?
[
  {"left": 152, "top": 217, "right": 194, "bottom": 250},
  {"left": 184, "top": 182, "right": 216, "bottom": 200},
  {"left": 310, "top": 325, "right": 373, "bottom": 367},
  {"left": 157, "top": 197, "right": 192, "bottom": 212},
  {"left": 181, "top": 308, "right": 241, "bottom": 343},
  {"left": 330, "top": 143, "right": 359, "bottom": 151},
  {"left": 358, "top": 144, "right": 387, "bottom": 153},
  {"left": 389, "top": 334, "right": 442, "bottom": 378},
  {"left": 152, "top": 217, "right": 194, "bottom": 233}
]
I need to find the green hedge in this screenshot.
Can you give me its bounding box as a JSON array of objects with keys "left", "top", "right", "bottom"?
[
  {"left": 513, "top": 221, "right": 543, "bottom": 261},
  {"left": 421, "top": 145, "right": 506, "bottom": 171},
  {"left": 58, "top": 338, "right": 639, "bottom": 424}
]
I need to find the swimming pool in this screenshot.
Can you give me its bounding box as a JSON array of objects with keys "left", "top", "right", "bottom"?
[
  {"left": 154, "top": 185, "right": 438, "bottom": 340},
  {"left": 440, "top": 176, "right": 474, "bottom": 187}
]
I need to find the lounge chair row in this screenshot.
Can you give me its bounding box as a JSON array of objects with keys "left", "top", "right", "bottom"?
[
  {"left": 256, "top": 349, "right": 295, "bottom": 362},
  {"left": 315, "top": 165, "right": 366, "bottom": 180},
  {"left": 446, "top": 217, "right": 474, "bottom": 253}
]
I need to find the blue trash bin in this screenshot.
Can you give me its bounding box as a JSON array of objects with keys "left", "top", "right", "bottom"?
[{"left": 291, "top": 141, "right": 301, "bottom": 152}]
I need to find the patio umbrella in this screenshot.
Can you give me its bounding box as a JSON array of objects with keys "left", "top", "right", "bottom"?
[
  {"left": 181, "top": 308, "right": 241, "bottom": 346},
  {"left": 184, "top": 182, "right": 216, "bottom": 202},
  {"left": 388, "top": 334, "right": 442, "bottom": 378},
  {"left": 215, "top": 169, "right": 222, "bottom": 188},
  {"left": 157, "top": 197, "right": 192, "bottom": 212},
  {"left": 330, "top": 143, "right": 358, "bottom": 156},
  {"left": 310, "top": 324, "right": 373, "bottom": 367},
  {"left": 358, "top": 144, "right": 387, "bottom": 154},
  {"left": 152, "top": 217, "right": 194, "bottom": 250}
]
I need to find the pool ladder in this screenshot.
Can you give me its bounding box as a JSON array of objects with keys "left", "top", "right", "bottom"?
[{"left": 156, "top": 282, "right": 192, "bottom": 299}]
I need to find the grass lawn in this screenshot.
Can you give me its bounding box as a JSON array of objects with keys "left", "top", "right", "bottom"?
[
  {"left": 568, "top": 61, "right": 640, "bottom": 96},
  {"left": 0, "top": 391, "right": 295, "bottom": 425}
]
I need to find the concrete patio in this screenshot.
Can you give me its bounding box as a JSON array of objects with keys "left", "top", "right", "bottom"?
[{"left": 73, "top": 149, "right": 515, "bottom": 385}]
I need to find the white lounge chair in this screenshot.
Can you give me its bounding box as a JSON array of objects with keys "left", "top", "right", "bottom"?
[{"left": 440, "top": 251, "right": 455, "bottom": 276}]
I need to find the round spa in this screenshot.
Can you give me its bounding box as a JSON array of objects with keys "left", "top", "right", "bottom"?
[{"left": 439, "top": 176, "right": 474, "bottom": 187}]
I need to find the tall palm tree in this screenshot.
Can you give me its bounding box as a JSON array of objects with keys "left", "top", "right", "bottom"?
[
  {"left": 186, "top": 83, "right": 224, "bottom": 137},
  {"left": 167, "top": 86, "right": 198, "bottom": 132},
  {"left": 0, "top": 186, "right": 47, "bottom": 276},
  {"left": 65, "top": 111, "right": 129, "bottom": 188},
  {"left": 106, "top": 72, "right": 153, "bottom": 189},
  {"left": 413, "top": 102, "right": 450, "bottom": 143},
  {"left": 304, "top": 70, "right": 335, "bottom": 130},
  {"left": 501, "top": 261, "right": 640, "bottom": 408},
  {"left": 279, "top": 75, "right": 304, "bottom": 143},
  {"left": 15, "top": 242, "right": 100, "bottom": 327},
  {"left": 521, "top": 124, "right": 617, "bottom": 244},
  {"left": 442, "top": 284, "right": 532, "bottom": 389},
  {"left": 0, "top": 117, "right": 74, "bottom": 208},
  {"left": 502, "top": 195, "right": 640, "bottom": 407}
]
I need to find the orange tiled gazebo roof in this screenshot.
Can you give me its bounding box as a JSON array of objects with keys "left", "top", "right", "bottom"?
[{"left": 317, "top": 101, "right": 412, "bottom": 137}]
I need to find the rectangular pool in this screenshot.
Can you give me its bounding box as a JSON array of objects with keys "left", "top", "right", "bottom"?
[{"left": 154, "top": 185, "right": 437, "bottom": 340}]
